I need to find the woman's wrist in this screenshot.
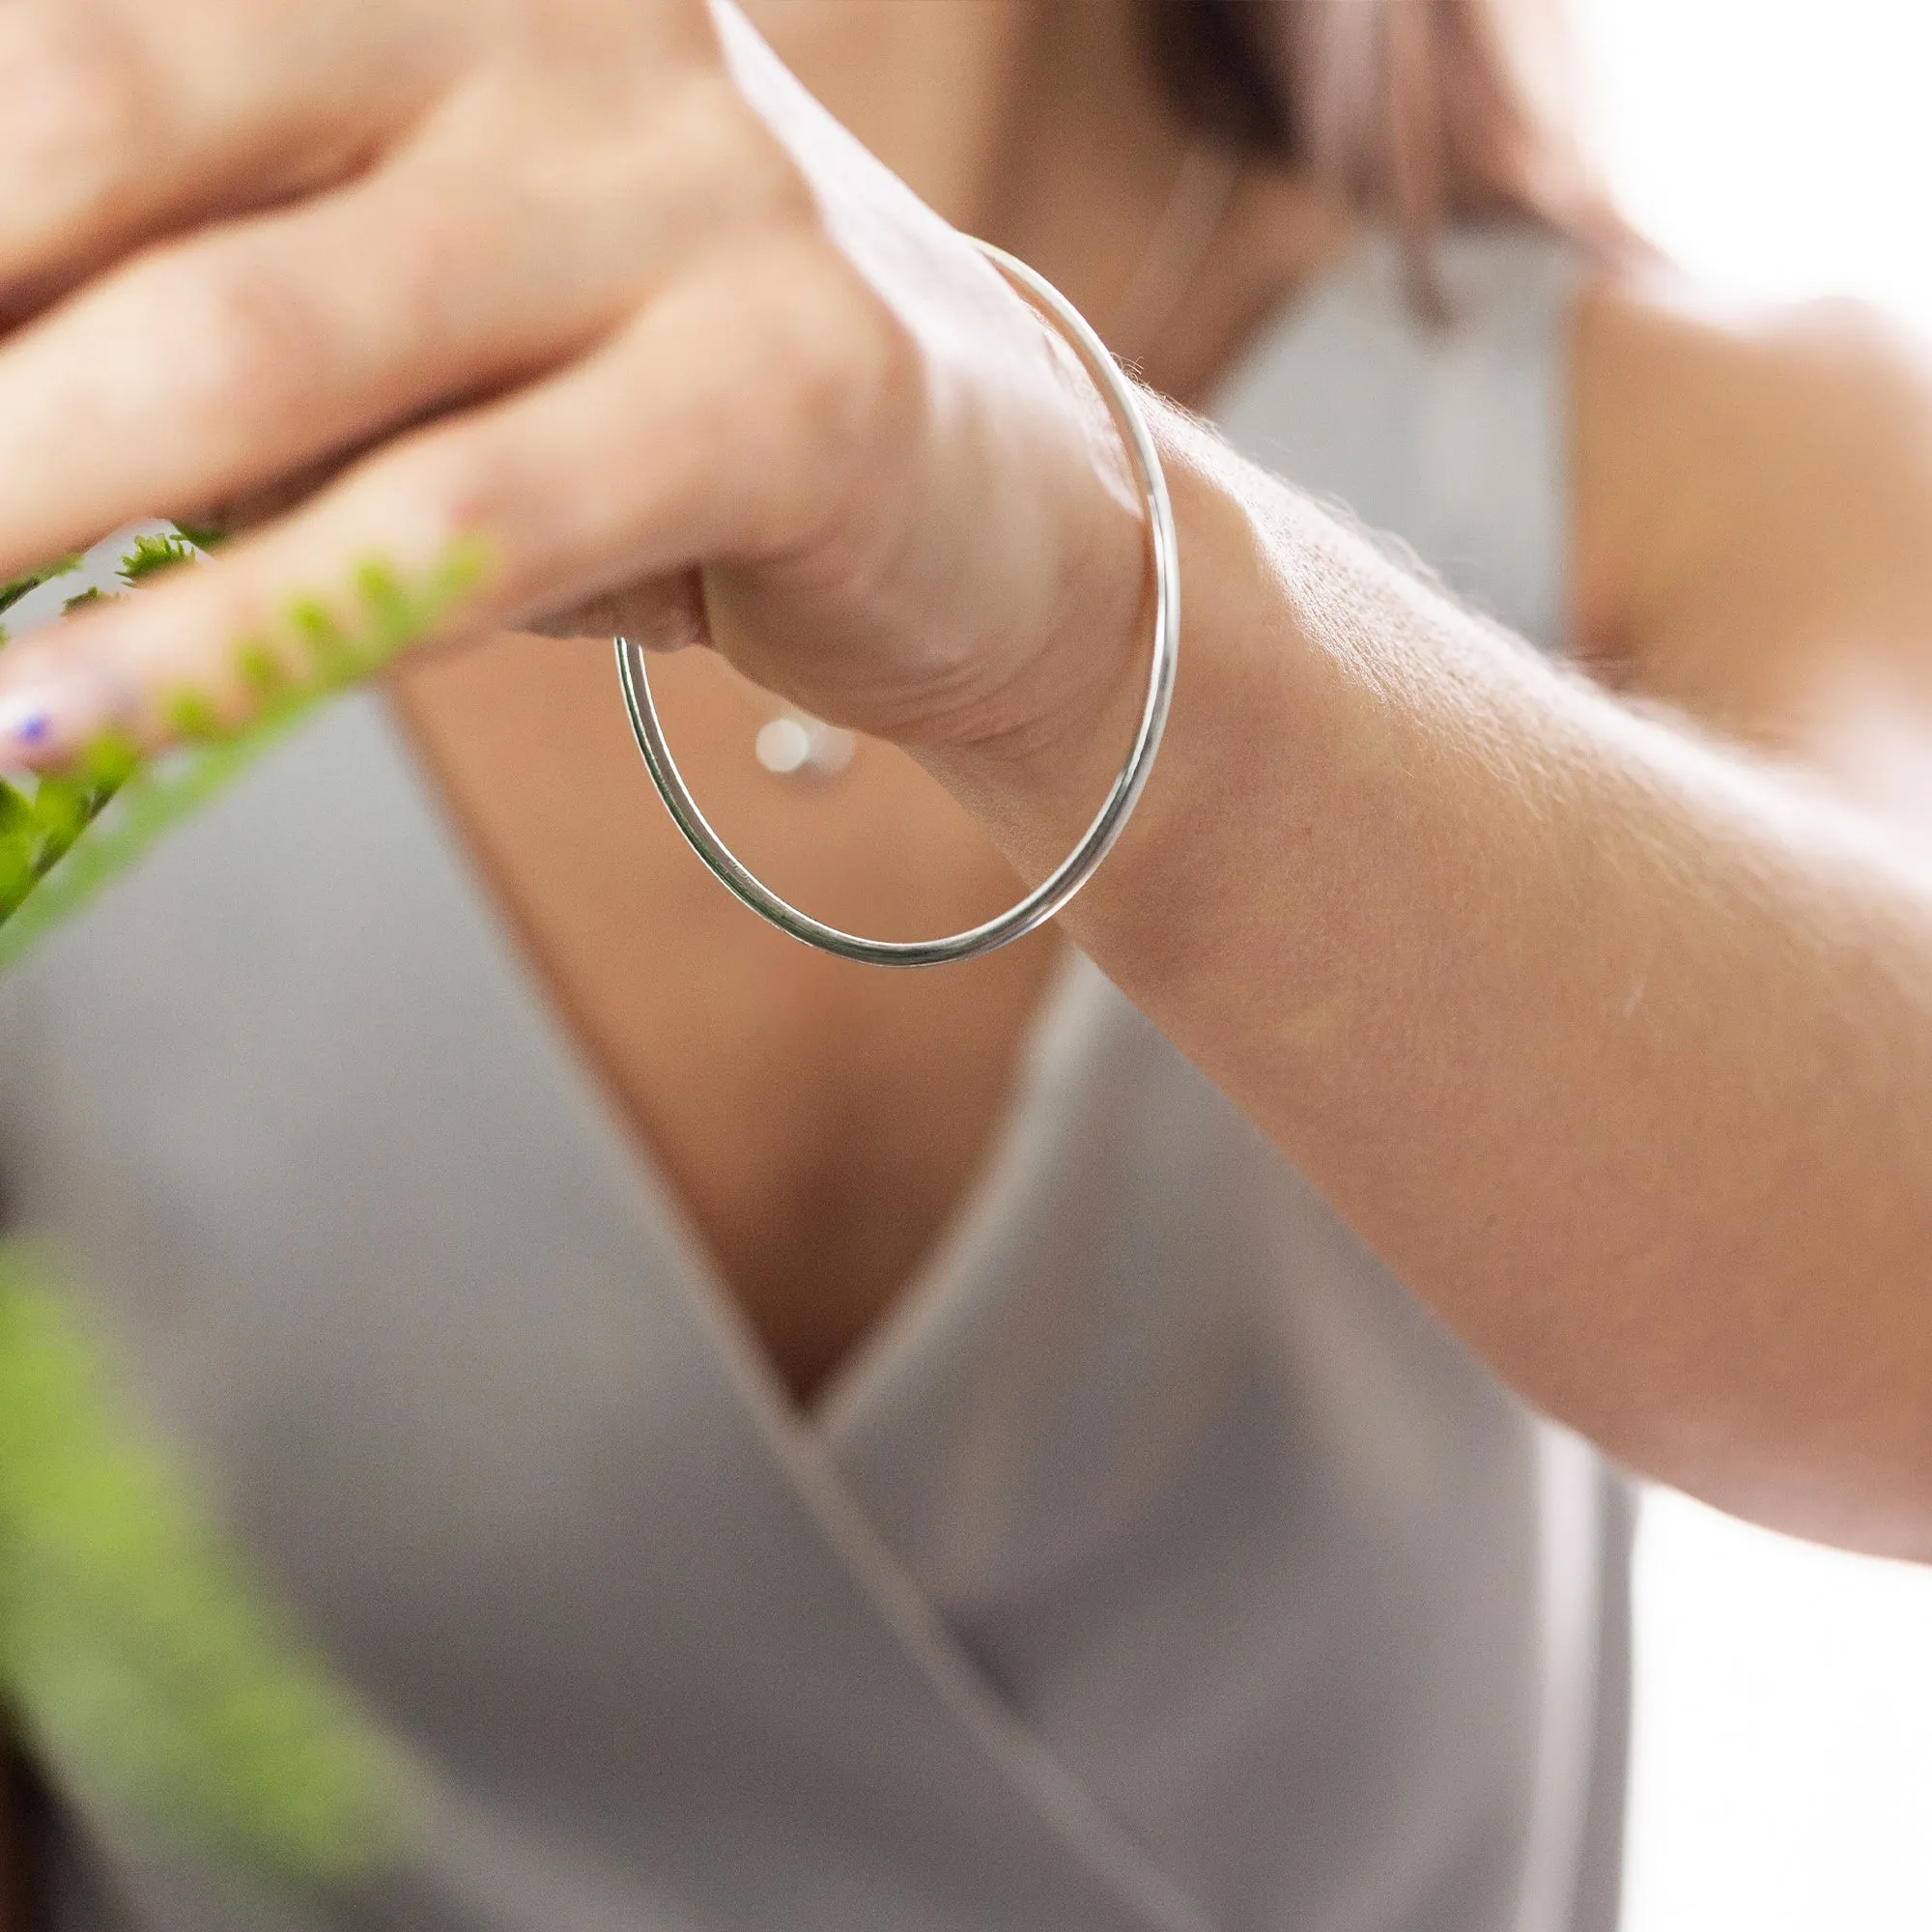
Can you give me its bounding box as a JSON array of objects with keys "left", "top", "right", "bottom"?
[
  {"left": 943, "top": 400, "right": 1932, "bottom": 1555},
  {"left": 918, "top": 400, "right": 1269, "bottom": 913}
]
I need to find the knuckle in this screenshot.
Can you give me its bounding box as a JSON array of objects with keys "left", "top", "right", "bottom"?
[
  {"left": 769, "top": 247, "right": 911, "bottom": 455},
  {"left": 646, "top": 75, "right": 818, "bottom": 239},
  {"left": 365, "top": 185, "right": 474, "bottom": 321},
  {"left": 138, "top": 256, "right": 325, "bottom": 433},
  {"left": 695, "top": 239, "right": 915, "bottom": 550},
  {"left": 406, "top": 440, "right": 519, "bottom": 555},
  {"left": 2, "top": 9, "right": 159, "bottom": 210}
]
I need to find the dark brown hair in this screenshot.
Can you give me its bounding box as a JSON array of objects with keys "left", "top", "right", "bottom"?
[{"left": 1141, "top": 0, "right": 1620, "bottom": 248}]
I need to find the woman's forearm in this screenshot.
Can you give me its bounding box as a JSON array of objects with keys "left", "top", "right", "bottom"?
[
  {"left": 1, "top": 0, "right": 1925, "bottom": 1553},
  {"left": 943, "top": 404, "right": 1932, "bottom": 1559}
]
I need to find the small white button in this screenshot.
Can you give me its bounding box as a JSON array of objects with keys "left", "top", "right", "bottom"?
[
  {"left": 756, "top": 716, "right": 856, "bottom": 779},
  {"left": 755, "top": 717, "right": 813, "bottom": 776}
]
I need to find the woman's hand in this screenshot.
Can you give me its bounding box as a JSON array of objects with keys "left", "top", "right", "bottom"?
[
  {"left": 0, "top": 0, "right": 1147, "bottom": 768},
  {"left": 9, "top": 0, "right": 1931, "bottom": 1561}
]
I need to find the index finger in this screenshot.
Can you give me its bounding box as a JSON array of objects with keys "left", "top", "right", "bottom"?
[{"left": 0, "top": 0, "right": 445, "bottom": 312}]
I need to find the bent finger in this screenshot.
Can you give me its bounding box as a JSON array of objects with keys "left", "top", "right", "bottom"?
[
  {"left": 0, "top": 151, "right": 667, "bottom": 584},
  {"left": 0, "top": 238, "right": 892, "bottom": 756},
  {"left": 0, "top": 0, "right": 449, "bottom": 311}
]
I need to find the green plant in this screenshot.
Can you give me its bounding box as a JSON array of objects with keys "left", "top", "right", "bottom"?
[
  {"left": 0, "top": 1252, "right": 407, "bottom": 1883},
  {"left": 0, "top": 536, "right": 484, "bottom": 970},
  {"left": 117, "top": 531, "right": 202, "bottom": 584},
  {"left": 0, "top": 530, "right": 485, "bottom": 1880},
  {"left": 0, "top": 558, "right": 83, "bottom": 645}
]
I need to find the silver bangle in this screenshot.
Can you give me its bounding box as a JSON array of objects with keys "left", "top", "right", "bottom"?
[{"left": 614, "top": 237, "right": 1179, "bottom": 969}]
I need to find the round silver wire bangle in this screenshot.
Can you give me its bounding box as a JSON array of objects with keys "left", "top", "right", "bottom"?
[{"left": 615, "top": 238, "right": 1179, "bottom": 969}]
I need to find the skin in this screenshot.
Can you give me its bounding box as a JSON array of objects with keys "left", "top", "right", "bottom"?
[
  {"left": 389, "top": 0, "right": 1351, "bottom": 1404},
  {"left": 0, "top": 11, "right": 1931, "bottom": 1901}
]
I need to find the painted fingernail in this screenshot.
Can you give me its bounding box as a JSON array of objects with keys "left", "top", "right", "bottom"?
[
  {"left": 0, "top": 667, "right": 115, "bottom": 759},
  {"left": 0, "top": 700, "right": 53, "bottom": 747}
]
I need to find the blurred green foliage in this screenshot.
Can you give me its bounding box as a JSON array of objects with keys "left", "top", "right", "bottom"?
[
  {"left": 0, "top": 1252, "right": 409, "bottom": 1883},
  {"left": 0, "top": 536, "right": 484, "bottom": 966},
  {"left": 0, "top": 530, "right": 487, "bottom": 1878}
]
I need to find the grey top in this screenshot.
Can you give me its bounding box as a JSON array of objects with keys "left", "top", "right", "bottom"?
[{"left": 3, "top": 223, "right": 1631, "bottom": 1932}]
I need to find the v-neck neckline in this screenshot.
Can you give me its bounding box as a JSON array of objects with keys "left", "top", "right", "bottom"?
[
  {"left": 811, "top": 940, "right": 1105, "bottom": 1433},
  {"left": 374, "top": 686, "right": 1111, "bottom": 1443},
  {"left": 333, "top": 696, "right": 1216, "bottom": 1932}
]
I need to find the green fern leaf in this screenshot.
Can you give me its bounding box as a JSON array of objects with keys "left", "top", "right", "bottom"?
[
  {"left": 0, "top": 538, "right": 485, "bottom": 970},
  {"left": 0, "top": 540, "right": 486, "bottom": 1876},
  {"left": 0, "top": 735, "right": 284, "bottom": 972},
  {"left": 0, "top": 1251, "right": 408, "bottom": 1882},
  {"left": 117, "top": 533, "right": 200, "bottom": 584},
  {"left": 0, "top": 558, "right": 83, "bottom": 620}
]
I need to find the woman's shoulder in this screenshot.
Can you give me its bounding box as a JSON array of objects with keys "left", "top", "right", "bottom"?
[{"left": 1572, "top": 267, "right": 1932, "bottom": 729}]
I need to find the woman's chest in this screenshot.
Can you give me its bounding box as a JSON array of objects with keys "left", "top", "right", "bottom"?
[
  {"left": 0, "top": 681, "right": 1594, "bottom": 1932},
  {"left": 390, "top": 636, "right": 1064, "bottom": 1402}
]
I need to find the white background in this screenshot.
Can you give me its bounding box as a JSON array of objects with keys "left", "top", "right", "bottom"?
[{"left": 1570, "top": 5, "right": 1932, "bottom": 1928}]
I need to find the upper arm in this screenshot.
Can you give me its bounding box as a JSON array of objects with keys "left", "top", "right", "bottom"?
[{"left": 1571, "top": 272, "right": 1932, "bottom": 785}]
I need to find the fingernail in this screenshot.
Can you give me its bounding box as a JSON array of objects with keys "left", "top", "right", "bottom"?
[
  {"left": 0, "top": 666, "right": 116, "bottom": 761},
  {"left": 0, "top": 698, "right": 53, "bottom": 748}
]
